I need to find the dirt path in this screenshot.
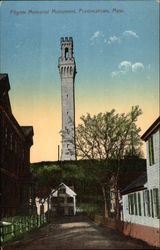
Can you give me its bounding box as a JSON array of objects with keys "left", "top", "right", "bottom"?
[{"left": 4, "top": 216, "right": 153, "bottom": 250}]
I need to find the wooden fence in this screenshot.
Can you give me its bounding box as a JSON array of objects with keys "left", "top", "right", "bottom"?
[{"left": 0, "top": 213, "right": 48, "bottom": 243}]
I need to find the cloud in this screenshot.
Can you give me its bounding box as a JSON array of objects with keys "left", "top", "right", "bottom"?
[
  {"left": 90, "top": 31, "right": 101, "bottom": 41},
  {"left": 111, "top": 70, "right": 126, "bottom": 78},
  {"left": 132, "top": 62, "right": 144, "bottom": 72},
  {"left": 123, "top": 30, "right": 138, "bottom": 38},
  {"left": 118, "top": 61, "right": 132, "bottom": 71},
  {"left": 106, "top": 36, "right": 121, "bottom": 45},
  {"left": 105, "top": 30, "right": 138, "bottom": 45},
  {"left": 111, "top": 61, "right": 144, "bottom": 77}
]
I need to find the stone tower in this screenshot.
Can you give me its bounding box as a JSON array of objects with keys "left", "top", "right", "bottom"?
[{"left": 58, "top": 37, "right": 76, "bottom": 161}]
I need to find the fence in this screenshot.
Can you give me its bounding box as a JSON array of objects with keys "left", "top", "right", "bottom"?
[{"left": 0, "top": 213, "right": 48, "bottom": 243}]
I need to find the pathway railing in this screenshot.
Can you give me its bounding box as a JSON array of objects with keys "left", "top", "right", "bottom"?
[{"left": 0, "top": 213, "right": 48, "bottom": 243}]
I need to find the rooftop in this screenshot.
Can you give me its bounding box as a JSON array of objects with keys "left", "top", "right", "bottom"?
[
  {"left": 0, "top": 73, "right": 10, "bottom": 92},
  {"left": 121, "top": 172, "right": 147, "bottom": 195},
  {"left": 21, "top": 126, "right": 34, "bottom": 137},
  {"left": 141, "top": 116, "right": 160, "bottom": 141}
]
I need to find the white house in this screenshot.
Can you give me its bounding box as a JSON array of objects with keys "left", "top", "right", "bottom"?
[
  {"left": 36, "top": 183, "right": 77, "bottom": 216},
  {"left": 121, "top": 116, "right": 160, "bottom": 247}
]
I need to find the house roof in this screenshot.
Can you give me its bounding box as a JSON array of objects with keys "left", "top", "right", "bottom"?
[
  {"left": 21, "top": 126, "right": 34, "bottom": 145},
  {"left": 50, "top": 183, "right": 77, "bottom": 198},
  {"left": 141, "top": 116, "right": 160, "bottom": 141},
  {"left": 121, "top": 172, "right": 147, "bottom": 195},
  {"left": 0, "top": 73, "right": 10, "bottom": 90},
  {"left": 21, "top": 126, "right": 34, "bottom": 137},
  {"left": 0, "top": 73, "right": 11, "bottom": 112}
]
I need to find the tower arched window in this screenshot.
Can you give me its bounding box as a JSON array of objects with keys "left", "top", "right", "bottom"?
[{"left": 65, "top": 48, "right": 69, "bottom": 60}]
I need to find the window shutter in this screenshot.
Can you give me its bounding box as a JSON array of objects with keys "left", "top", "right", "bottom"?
[
  {"left": 153, "top": 189, "right": 159, "bottom": 218},
  {"left": 150, "top": 190, "right": 154, "bottom": 218},
  {"left": 148, "top": 136, "right": 154, "bottom": 166},
  {"left": 134, "top": 193, "right": 137, "bottom": 215},
  {"left": 143, "top": 191, "right": 146, "bottom": 216},
  {"left": 138, "top": 192, "right": 141, "bottom": 216}
]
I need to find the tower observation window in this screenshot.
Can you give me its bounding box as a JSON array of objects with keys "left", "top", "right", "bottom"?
[{"left": 65, "top": 48, "right": 69, "bottom": 60}]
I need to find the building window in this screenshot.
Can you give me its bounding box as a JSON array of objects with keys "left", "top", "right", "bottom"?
[
  {"left": 15, "top": 140, "right": 17, "bottom": 153},
  {"left": 65, "top": 48, "right": 69, "bottom": 60},
  {"left": 5, "top": 127, "right": 8, "bottom": 145},
  {"left": 153, "top": 188, "right": 159, "bottom": 218},
  {"left": 148, "top": 136, "right": 154, "bottom": 166},
  {"left": 59, "top": 197, "right": 64, "bottom": 203},
  {"left": 22, "top": 149, "right": 25, "bottom": 161},
  {"left": 10, "top": 133, "right": 13, "bottom": 151},
  {"left": 58, "top": 188, "right": 66, "bottom": 195},
  {"left": 67, "top": 197, "right": 73, "bottom": 203},
  {"left": 128, "top": 194, "right": 134, "bottom": 215}
]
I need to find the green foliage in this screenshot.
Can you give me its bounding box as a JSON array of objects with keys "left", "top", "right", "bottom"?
[
  {"left": 30, "top": 158, "right": 145, "bottom": 204},
  {"left": 77, "top": 203, "right": 104, "bottom": 216},
  {"left": 76, "top": 106, "right": 143, "bottom": 160}
]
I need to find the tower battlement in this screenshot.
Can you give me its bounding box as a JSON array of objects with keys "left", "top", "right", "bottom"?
[{"left": 61, "top": 37, "right": 73, "bottom": 43}]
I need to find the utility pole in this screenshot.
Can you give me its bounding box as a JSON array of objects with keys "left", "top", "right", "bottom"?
[{"left": 58, "top": 145, "right": 60, "bottom": 161}]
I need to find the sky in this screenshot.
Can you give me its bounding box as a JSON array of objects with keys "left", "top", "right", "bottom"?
[{"left": 0, "top": 0, "right": 159, "bottom": 162}]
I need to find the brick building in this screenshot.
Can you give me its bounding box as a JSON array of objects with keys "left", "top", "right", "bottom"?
[{"left": 0, "top": 73, "right": 36, "bottom": 217}]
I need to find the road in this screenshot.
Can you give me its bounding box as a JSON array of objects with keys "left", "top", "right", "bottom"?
[{"left": 4, "top": 216, "right": 153, "bottom": 250}]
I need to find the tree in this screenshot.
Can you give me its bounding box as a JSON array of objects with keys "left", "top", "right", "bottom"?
[{"left": 75, "top": 106, "right": 143, "bottom": 218}]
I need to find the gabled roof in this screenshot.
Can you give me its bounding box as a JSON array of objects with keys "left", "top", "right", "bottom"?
[
  {"left": 21, "top": 126, "right": 34, "bottom": 137},
  {"left": 141, "top": 116, "right": 160, "bottom": 141},
  {"left": 0, "top": 73, "right": 11, "bottom": 112},
  {"left": 50, "top": 183, "right": 77, "bottom": 198},
  {"left": 21, "top": 126, "right": 34, "bottom": 145},
  {"left": 0, "top": 73, "right": 10, "bottom": 92},
  {"left": 121, "top": 172, "right": 147, "bottom": 195}
]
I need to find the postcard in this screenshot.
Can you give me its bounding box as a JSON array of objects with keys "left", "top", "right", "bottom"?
[{"left": 0, "top": 1, "right": 159, "bottom": 249}]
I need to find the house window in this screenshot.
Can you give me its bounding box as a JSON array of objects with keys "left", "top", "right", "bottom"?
[
  {"left": 128, "top": 194, "right": 134, "bottom": 215},
  {"left": 15, "top": 140, "right": 17, "bottom": 153},
  {"left": 69, "top": 207, "right": 74, "bottom": 215},
  {"left": 59, "top": 188, "right": 66, "bottom": 195},
  {"left": 153, "top": 188, "right": 159, "bottom": 218},
  {"left": 148, "top": 136, "right": 154, "bottom": 166},
  {"left": 10, "top": 133, "right": 13, "bottom": 151},
  {"left": 59, "top": 197, "right": 64, "bottom": 203},
  {"left": 22, "top": 149, "right": 25, "bottom": 161},
  {"left": 5, "top": 127, "right": 8, "bottom": 145},
  {"left": 59, "top": 207, "right": 64, "bottom": 215},
  {"left": 67, "top": 197, "right": 73, "bottom": 203},
  {"left": 138, "top": 192, "right": 141, "bottom": 216}
]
